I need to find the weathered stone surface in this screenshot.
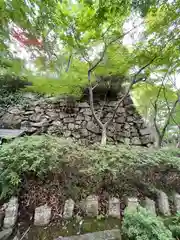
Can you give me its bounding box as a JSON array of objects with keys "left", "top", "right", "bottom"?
[
  {"left": 140, "top": 135, "right": 152, "bottom": 145},
  {"left": 21, "top": 120, "right": 30, "bottom": 128},
  {"left": 30, "top": 119, "right": 49, "bottom": 127},
  {"left": 0, "top": 95, "right": 153, "bottom": 146},
  {"left": 35, "top": 106, "right": 43, "bottom": 113},
  {"left": 124, "top": 123, "right": 130, "bottom": 130},
  {"left": 46, "top": 111, "right": 59, "bottom": 120},
  {"left": 0, "top": 129, "right": 24, "bottom": 139},
  {"left": 85, "top": 195, "right": 99, "bottom": 217},
  {"left": 86, "top": 122, "right": 100, "bottom": 134},
  {"left": 124, "top": 138, "right": 130, "bottom": 145},
  {"left": 173, "top": 193, "right": 180, "bottom": 212},
  {"left": 116, "top": 116, "right": 125, "bottom": 124},
  {"left": 68, "top": 123, "right": 75, "bottom": 130},
  {"left": 34, "top": 204, "right": 51, "bottom": 226},
  {"left": 63, "top": 199, "right": 75, "bottom": 219},
  {"left": 0, "top": 228, "right": 13, "bottom": 240},
  {"left": 75, "top": 115, "right": 84, "bottom": 121},
  {"left": 80, "top": 129, "right": 89, "bottom": 137},
  {"left": 144, "top": 197, "right": 156, "bottom": 215},
  {"left": 131, "top": 137, "right": 141, "bottom": 145},
  {"left": 0, "top": 209, "right": 4, "bottom": 229},
  {"left": 140, "top": 128, "right": 151, "bottom": 136},
  {"left": 84, "top": 115, "right": 91, "bottom": 121},
  {"left": 116, "top": 107, "right": 125, "bottom": 113},
  {"left": 83, "top": 109, "right": 92, "bottom": 116},
  {"left": 64, "top": 118, "right": 74, "bottom": 123},
  {"left": 8, "top": 107, "right": 23, "bottom": 115},
  {"left": 78, "top": 102, "right": 89, "bottom": 108},
  {"left": 157, "top": 191, "right": 170, "bottom": 216},
  {"left": 23, "top": 111, "right": 34, "bottom": 115},
  {"left": 125, "top": 197, "right": 138, "bottom": 211},
  {"left": 29, "top": 113, "right": 43, "bottom": 122},
  {"left": 108, "top": 101, "right": 118, "bottom": 107},
  {"left": 3, "top": 197, "right": 18, "bottom": 228},
  {"left": 22, "top": 126, "right": 37, "bottom": 133},
  {"left": 52, "top": 121, "right": 63, "bottom": 127},
  {"left": 59, "top": 229, "right": 121, "bottom": 240},
  {"left": 63, "top": 131, "right": 72, "bottom": 137},
  {"left": 59, "top": 113, "right": 67, "bottom": 119},
  {"left": 108, "top": 197, "right": 120, "bottom": 218},
  {"left": 127, "top": 116, "right": 133, "bottom": 122},
  {"left": 72, "top": 132, "right": 80, "bottom": 138},
  {"left": 1, "top": 113, "right": 21, "bottom": 128}
]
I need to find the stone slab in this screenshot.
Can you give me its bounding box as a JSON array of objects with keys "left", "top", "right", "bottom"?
[
  {"left": 125, "top": 197, "right": 138, "bottom": 211},
  {"left": 63, "top": 199, "right": 75, "bottom": 219},
  {"left": 157, "top": 191, "right": 170, "bottom": 216},
  {"left": 144, "top": 197, "right": 156, "bottom": 215},
  {"left": 3, "top": 197, "right": 18, "bottom": 228},
  {"left": 108, "top": 197, "right": 120, "bottom": 219},
  {"left": 34, "top": 204, "right": 51, "bottom": 226},
  {"left": 0, "top": 129, "right": 24, "bottom": 139},
  {"left": 56, "top": 229, "right": 121, "bottom": 240},
  {"left": 174, "top": 193, "right": 180, "bottom": 212},
  {"left": 85, "top": 195, "right": 98, "bottom": 217}
]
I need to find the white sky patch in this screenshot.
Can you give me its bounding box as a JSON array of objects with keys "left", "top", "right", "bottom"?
[{"left": 123, "top": 14, "right": 145, "bottom": 47}]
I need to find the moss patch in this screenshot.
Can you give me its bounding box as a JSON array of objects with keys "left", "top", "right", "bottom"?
[{"left": 27, "top": 217, "right": 120, "bottom": 240}]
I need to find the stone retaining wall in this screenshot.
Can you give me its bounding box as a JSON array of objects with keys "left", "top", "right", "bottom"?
[{"left": 0, "top": 94, "right": 153, "bottom": 146}]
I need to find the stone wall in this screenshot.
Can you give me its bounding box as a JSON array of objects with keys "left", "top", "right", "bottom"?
[{"left": 0, "top": 94, "right": 153, "bottom": 146}]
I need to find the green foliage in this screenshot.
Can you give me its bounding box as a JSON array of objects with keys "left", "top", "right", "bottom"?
[
  {"left": 122, "top": 207, "right": 174, "bottom": 240},
  {"left": 0, "top": 74, "right": 32, "bottom": 107},
  {"left": 132, "top": 81, "right": 180, "bottom": 146},
  {"left": 0, "top": 74, "right": 30, "bottom": 93},
  {"left": 0, "top": 135, "right": 180, "bottom": 200},
  {"left": 0, "top": 136, "right": 79, "bottom": 199},
  {"left": 83, "top": 144, "right": 180, "bottom": 177},
  {"left": 26, "top": 58, "right": 89, "bottom": 96},
  {"left": 0, "top": 90, "right": 24, "bottom": 108},
  {"left": 95, "top": 44, "right": 132, "bottom": 76},
  {"left": 164, "top": 214, "right": 180, "bottom": 239}
]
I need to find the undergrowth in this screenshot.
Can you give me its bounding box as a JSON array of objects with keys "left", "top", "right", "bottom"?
[
  {"left": 0, "top": 135, "right": 179, "bottom": 200},
  {"left": 122, "top": 207, "right": 180, "bottom": 240}
]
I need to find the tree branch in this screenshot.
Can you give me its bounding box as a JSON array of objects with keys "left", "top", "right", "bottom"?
[
  {"left": 88, "top": 21, "right": 146, "bottom": 73},
  {"left": 65, "top": 54, "right": 72, "bottom": 72},
  {"left": 88, "top": 70, "right": 103, "bottom": 128},
  {"left": 105, "top": 57, "right": 157, "bottom": 126}
]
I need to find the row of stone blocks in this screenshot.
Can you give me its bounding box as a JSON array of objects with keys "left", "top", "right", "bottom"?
[{"left": 1, "top": 191, "right": 180, "bottom": 228}]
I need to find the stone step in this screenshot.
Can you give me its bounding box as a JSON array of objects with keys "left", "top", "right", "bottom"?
[
  {"left": 157, "top": 191, "right": 170, "bottom": 216},
  {"left": 144, "top": 197, "right": 156, "bottom": 215},
  {"left": 55, "top": 229, "right": 121, "bottom": 240},
  {"left": 2, "top": 191, "right": 180, "bottom": 227},
  {"left": 3, "top": 197, "right": 18, "bottom": 229}
]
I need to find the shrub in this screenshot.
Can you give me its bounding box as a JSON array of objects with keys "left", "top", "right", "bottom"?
[
  {"left": 164, "top": 214, "right": 180, "bottom": 239},
  {"left": 0, "top": 74, "right": 31, "bottom": 93},
  {"left": 122, "top": 207, "right": 174, "bottom": 240},
  {"left": 0, "top": 136, "right": 179, "bottom": 200},
  {"left": 0, "top": 74, "right": 33, "bottom": 107},
  {"left": 0, "top": 136, "right": 80, "bottom": 199},
  {"left": 83, "top": 144, "right": 180, "bottom": 177}
]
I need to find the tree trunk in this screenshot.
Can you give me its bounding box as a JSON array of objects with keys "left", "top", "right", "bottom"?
[
  {"left": 101, "top": 126, "right": 107, "bottom": 145},
  {"left": 154, "top": 134, "right": 162, "bottom": 148},
  {"left": 177, "top": 126, "right": 180, "bottom": 148}
]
